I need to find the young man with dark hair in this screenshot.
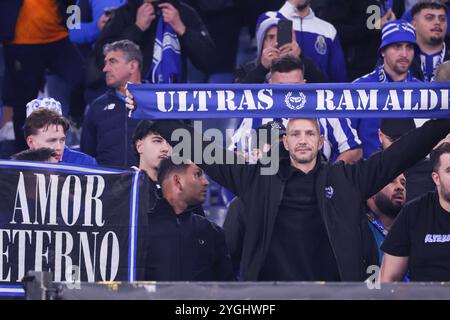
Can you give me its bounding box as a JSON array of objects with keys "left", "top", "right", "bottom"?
[
  {"left": 132, "top": 120, "right": 172, "bottom": 182},
  {"left": 24, "top": 108, "right": 96, "bottom": 165},
  {"left": 144, "top": 158, "right": 234, "bottom": 281},
  {"left": 381, "top": 142, "right": 450, "bottom": 282},
  {"left": 410, "top": 1, "right": 449, "bottom": 81}
]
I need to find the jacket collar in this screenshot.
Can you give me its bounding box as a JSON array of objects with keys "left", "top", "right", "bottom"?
[
  {"left": 280, "top": 1, "right": 315, "bottom": 20},
  {"left": 151, "top": 197, "right": 192, "bottom": 219},
  {"left": 277, "top": 155, "right": 323, "bottom": 181}
]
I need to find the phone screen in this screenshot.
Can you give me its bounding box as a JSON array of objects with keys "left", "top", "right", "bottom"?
[{"left": 277, "top": 19, "right": 293, "bottom": 48}]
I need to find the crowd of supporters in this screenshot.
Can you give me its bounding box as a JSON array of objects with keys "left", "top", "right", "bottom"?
[{"left": 0, "top": 0, "right": 450, "bottom": 283}]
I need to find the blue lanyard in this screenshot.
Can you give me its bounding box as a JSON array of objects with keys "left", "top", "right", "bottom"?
[{"left": 367, "top": 212, "right": 389, "bottom": 237}]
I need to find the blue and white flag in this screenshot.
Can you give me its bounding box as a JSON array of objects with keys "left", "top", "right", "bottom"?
[
  {"left": 128, "top": 82, "right": 450, "bottom": 119},
  {"left": 147, "top": 17, "right": 182, "bottom": 84}
]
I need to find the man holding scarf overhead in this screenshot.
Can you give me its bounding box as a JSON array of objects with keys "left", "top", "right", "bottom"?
[{"left": 87, "top": 0, "right": 216, "bottom": 88}]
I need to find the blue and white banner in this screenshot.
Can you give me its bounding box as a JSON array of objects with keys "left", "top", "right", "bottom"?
[
  {"left": 128, "top": 82, "right": 450, "bottom": 119},
  {"left": 0, "top": 161, "right": 150, "bottom": 296}
]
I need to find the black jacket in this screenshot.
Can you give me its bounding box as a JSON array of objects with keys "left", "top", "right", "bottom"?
[
  {"left": 223, "top": 196, "right": 246, "bottom": 278},
  {"left": 234, "top": 55, "right": 328, "bottom": 84},
  {"left": 152, "top": 119, "right": 450, "bottom": 281},
  {"left": 319, "top": 0, "right": 404, "bottom": 81},
  {"left": 87, "top": 0, "right": 216, "bottom": 88},
  {"left": 145, "top": 197, "right": 234, "bottom": 281}
]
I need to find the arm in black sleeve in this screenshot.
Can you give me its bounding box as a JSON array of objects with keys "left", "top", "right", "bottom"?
[
  {"left": 223, "top": 197, "right": 246, "bottom": 277},
  {"left": 348, "top": 119, "right": 450, "bottom": 199},
  {"left": 151, "top": 120, "right": 259, "bottom": 197},
  {"left": 234, "top": 62, "right": 269, "bottom": 84},
  {"left": 301, "top": 53, "right": 328, "bottom": 83},
  {"left": 177, "top": 2, "right": 217, "bottom": 72}
]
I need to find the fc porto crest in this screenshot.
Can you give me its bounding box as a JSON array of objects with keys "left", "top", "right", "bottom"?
[
  {"left": 315, "top": 35, "right": 327, "bottom": 55},
  {"left": 324, "top": 186, "right": 334, "bottom": 199},
  {"left": 285, "top": 91, "right": 307, "bottom": 110}
]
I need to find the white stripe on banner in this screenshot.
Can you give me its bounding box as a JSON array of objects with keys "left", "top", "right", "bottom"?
[
  {"left": 128, "top": 171, "right": 140, "bottom": 282},
  {"left": 0, "top": 160, "right": 123, "bottom": 174},
  {"left": 0, "top": 286, "right": 25, "bottom": 296}
]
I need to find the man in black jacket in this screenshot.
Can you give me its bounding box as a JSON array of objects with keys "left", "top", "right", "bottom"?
[
  {"left": 148, "top": 116, "right": 449, "bottom": 282},
  {"left": 87, "top": 0, "right": 216, "bottom": 89},
  {"left": 145, "top": 158, "right": 234, "bottom": 281}
]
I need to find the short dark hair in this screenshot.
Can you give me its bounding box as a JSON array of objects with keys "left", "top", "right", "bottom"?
[
  {"left": 11, "top": 147, "right": 56, "bottom": 161},
  {"left": 157, "top": 157, "right": 190, "bottom": 186},
  {"left": 103, "top": 39, "right": 143, "bottom": 71},
  {"left": 412, "top": 1, "right": 447, "bottom": 17},
  {"left": 270, "top": 55, "right": 305, "bottom": 75},
  {"left": 24, "top": 108, "right": 69, "bottom": 138},
  {"left": 131, "top": 120, "right": 160, "bottom": 157},
  {"left": 430, "top": 142, "right": 450, "bottom": 172}
]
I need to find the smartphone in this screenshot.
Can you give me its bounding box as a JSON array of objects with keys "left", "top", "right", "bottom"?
[{"left": 277, "top": 19, "right": 293, "bottom": 48}]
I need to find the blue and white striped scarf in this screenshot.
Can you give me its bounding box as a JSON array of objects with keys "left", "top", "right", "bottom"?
[{"left": 147, "top": 17, "right": 182, "bottom": 83}]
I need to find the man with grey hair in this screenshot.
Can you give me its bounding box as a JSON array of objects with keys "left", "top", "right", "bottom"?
[{"left": 81, "top": 39, "right": 142, "bottom": 168}]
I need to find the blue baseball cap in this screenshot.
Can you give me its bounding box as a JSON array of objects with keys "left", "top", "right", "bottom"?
[{"left": 379, "top": 20, "right": 417, "bottom": 54}]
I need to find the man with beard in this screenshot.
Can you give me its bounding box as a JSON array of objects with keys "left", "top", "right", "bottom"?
[
  {"left": 381, "top": 143, "right": 450, "bottom": 282},
  {"left": 351, "top": 20, "right": 421, "bottom": 159},
  {"left": 132, "top": 120, "right": 172, "bottom": 183},
  {"left": 410, "top": 1, "right": 449, "bottom": 81},
  {"left": 132, "top": 119, "right": 205, "bottom": 216},
  {"left": 145, "top": 158, "right": 234, "bottom": 281},
  {"left": 366, "top": 174, "right": 407, "bottom": 264}
]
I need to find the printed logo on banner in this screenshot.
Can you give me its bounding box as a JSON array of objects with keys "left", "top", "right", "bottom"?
[{"left": 285, "top": 92, "right": 307, "bottom": 111}]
